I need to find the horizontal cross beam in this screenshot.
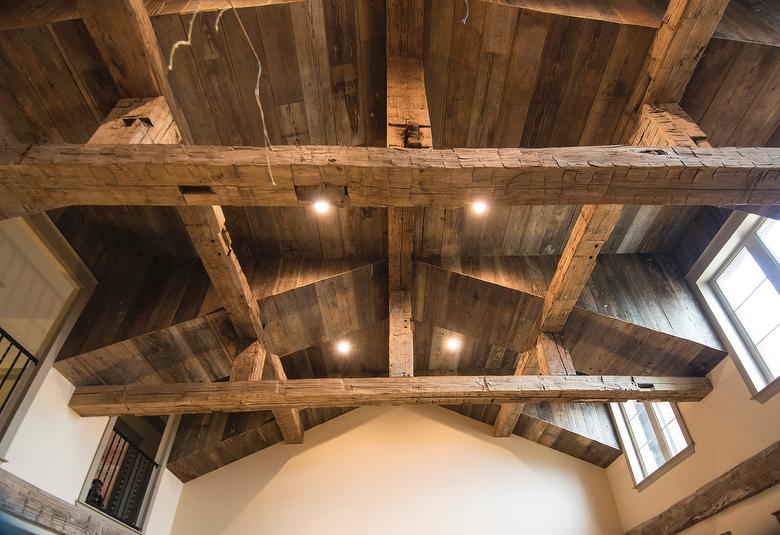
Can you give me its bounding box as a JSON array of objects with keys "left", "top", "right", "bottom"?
[
  {"left": 1, "top": 144, "right": 778, "bottom": 215},
  {"left": 68, "top": 375, "right": 713, "bottom": 416}
]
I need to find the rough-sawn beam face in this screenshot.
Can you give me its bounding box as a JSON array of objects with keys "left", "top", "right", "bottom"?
[
  {"left": 2, "top": 145, "right": 778, "bottom": 214},
  {"left": 68, "top": 375, "right": 713, "bottom": 416},
  {"left": 541, "top": 204, "right": 624, "bottom": 332}
]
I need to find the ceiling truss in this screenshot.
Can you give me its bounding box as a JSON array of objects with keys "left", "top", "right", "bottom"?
[{"left": 0, "top": 0, "right": 777, "bottom": 485}]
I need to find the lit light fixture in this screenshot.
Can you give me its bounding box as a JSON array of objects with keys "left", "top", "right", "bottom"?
[
  {"left": 336, "top": 340, "right": 351, "bottom": 355},
  {"left": 445, "top": 337, "right": 461, "bottom": 352},
  {"left": 472, "top": 200, "right": 488, "bottom": 215},
  {"left": 313, "top": 200, "right": 331, "bottom": 214}
]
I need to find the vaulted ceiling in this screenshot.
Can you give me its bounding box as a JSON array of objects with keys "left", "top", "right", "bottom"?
[{"left": 0, "top": 0, "right": 777, "bottom": 482}]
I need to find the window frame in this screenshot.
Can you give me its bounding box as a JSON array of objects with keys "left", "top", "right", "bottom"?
[
  {"left": 610, "top": 401, "right": 694, "bottom": 491},
  {"left": 710, "top": 221, "right": 780, "bottom": 383},
  {"left": 78, "top": 414, "right": 180, "bottom": 533},
  {"left": 688, "top": 212, "right": 780, "bottom": 402}
]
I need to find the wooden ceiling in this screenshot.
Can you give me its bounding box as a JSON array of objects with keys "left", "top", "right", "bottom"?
[
  {"left": 2, "top": 0, "right": 778, "bottom": 482},
  {"left": 0, "top": 0, "right": 778, "bottom": 149}
]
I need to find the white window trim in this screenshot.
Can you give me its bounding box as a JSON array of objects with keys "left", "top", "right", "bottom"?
[
  {"left": 0, "top": 213, "right": 97, "bottom": 458},
  {"left": 609, "top": 402, "right": 694, "bottom": 491},
  {"left": 687, "top": 212, "right": 780, "bottom": 402}
]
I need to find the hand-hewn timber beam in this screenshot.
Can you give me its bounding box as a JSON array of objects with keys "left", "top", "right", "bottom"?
[
  {"left": 389, "top": 208, "right": 414, "bottom": 290},
  {"left": 264, "top": 354, "right": 304, "bottom": 443},
  {"left": 613, "top": 0, "right": 730, "bottom": 142},
  {"left": 75, "top": 0, "right": 193, "bottom": 142},
  {"left": 631, "top": 103, "right": 780, "bottom": 220},
  {"left": 0, "top": 0, "right": 301, "bottom": 31},
  {"left": 493, "top": 344, "right": 535, "bottom": 437},
  {"left": 625, "top": 440, "right": 780, "bottom": 535},
  {"left": 2, "top": 145, "right": 779, "bottom": 215},
  {"left": 494, "top": 332, "right": 576, "bottom": 436},
  {"left": 88, "top": 97, "right": 182, "bottom": 145},
  {"left": 388, "top": 209, "right": 415, "bottom": 377},
  {"left": 177, "top": 205, "right": 264, "bottom": 340},
  {"left": 541, "top": 204, "right": 624, "bottom": 332},
  {"left": 68, "top": 375, "right": 713, "bottom": 416},
  {"left": 181, "top": 207, "right": 303, "bottom": 441},
  {"left": 387, "top": 57, "right": 431, "bottom": 149},
  {"left": 389, "top": 290, "right": 414, "bottom": 377},
  {"left": 629, "top": 104, "right": 712, "bottom": 149},
  {"left": 230, "top": 341, "right": 266, "bottom": 382}
]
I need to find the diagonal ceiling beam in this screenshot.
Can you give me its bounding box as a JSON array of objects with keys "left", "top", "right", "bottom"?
[
  {"left": 613, "top": 0, "right": 731, "bottom": 143},
  {"left": 3, "top": 144, "right": 778, "bottom": 215},
  {"left": 177, "top": 205, "right": 264, "bottom": 340},
  {"left": 76, "top": 0, "right": 193, "bottom": 143},
  {"left": 541, "top": 204, "right": 624, "bottom": 332},
  {"left": 68, "top": 374, "right": 713, "bottom": 416},
  {"left": 494, "top": 331, "right": 576, "bottom": 437}
]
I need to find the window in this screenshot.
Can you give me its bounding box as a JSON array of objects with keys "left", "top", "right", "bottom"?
[
  {"left": 712, "top": 219, "right": 780, "bottom": 382},
  {"left": 610, "top": 401, "right": 692, "bottom": 488},
  {"left": 691, "top": 214, "right": 780, "bottom": 400},
  {"left": 81, "top": 415, "right": 174, "bottom": 531}
]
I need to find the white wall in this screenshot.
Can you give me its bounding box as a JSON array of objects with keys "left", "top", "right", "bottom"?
[
  {"left": 607, "top": 355, "right": 780, "bottom": 534},
  {"left": 146, "top": 469, "right": 184, "bottom": 535},
  {"left": 0, "top": 216, "right": 182, "bottom": 534},
  {"left": 2, "top": 368, "right": 108, "bottom": 502},
  {"left": 171, "top": 405, "right": 623, "bottom": 535}
]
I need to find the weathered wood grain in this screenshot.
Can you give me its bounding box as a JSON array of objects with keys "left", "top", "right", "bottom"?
[
  {"left": 494, "top": 330, "right": 575, "bottom": 436},
  {"left": 389, "top": 290, "right": 414, "bottom": 377},
  {"left": 0, "top": 468, "right": 136, "bottom": 534},
  {"left": 453, "top": 402, "right": 621, "bottom": 467},
  {"left": 493, "top": 345, "right": 535, "bottom": 437},
  {"left": 625, "top": 441, "right": 780, "bottom": 535},
  {"left": 68, "top": 375, "right": 713, "bottom": 416},
  {"left": 542, "top": 204, "right": 623, "bottom": 331},
  {"left": 177, "top": 205, "right": 264, "bottom": 340},
  {"left": 88, "top": 97, "right": 181, "bottom": 144},
  {"left": 614, "top": 0, "right": 730, "bottom": 142},
  {"left": 3, "top": 144, "right": 778, "bottom": 214},
  {"left": 75, "top": 0, "right": 193, "bottom": 142},
  {"left": 387, "top": 56, "right": 431, "bottom": 148}
]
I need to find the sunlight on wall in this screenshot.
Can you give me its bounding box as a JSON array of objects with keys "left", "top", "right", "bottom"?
[{"left": 0, "top": 219, "right": 75, "bottom": 355}]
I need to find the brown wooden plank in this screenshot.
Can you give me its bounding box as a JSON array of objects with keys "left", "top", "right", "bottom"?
[
  {"left": 541, "top": 204, "right": 623, "bottom": 332},
  {"left": 0, "top": 467, "right": 137, "bottom": 535},
  {"left": 3, "top": 144, "right": 779, "bottom": 214},
  {"left": 75, "top": 0, "right": 193, "bottom": 141},
  {"left": 177, "top": 205, "right": 263, "bottom": 340},
  {"left": 613, "top": 0, "right": 730, "bottom": 142},
  {"left": 389, "top": 290, "right": 413, "bottom": 377},
  {"left": 69, "top": 374, "right": 714, "bottom": 416},
  {"left": 625, "top": 441, "right": 780, "bottom": 535},
  {"left": 265, "top": 353, "right": 304, "bottom": 443},
  {"left": 494, "top": 331, "right": 575, "bottom": 436},
  {"left": 387, "top": 56, "right": 431, "bottom": 148}
]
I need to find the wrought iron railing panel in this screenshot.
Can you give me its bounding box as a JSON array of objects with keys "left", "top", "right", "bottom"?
[
  {"left": 86, "top": 429, "right": 158, "bottom": 529},
  {"left": 0, "top": 326, "right": 38, "bottom": 416}
]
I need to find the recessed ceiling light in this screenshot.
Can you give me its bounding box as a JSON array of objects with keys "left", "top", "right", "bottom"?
[
  {"left": 472, "top": 201, "right": 488, "bottom": 215},
  {"left": 313, "top": 200, "right": 330, "bottom": 214},
  {"left": 445, "top": 337, "right": 461, "bottom": 352},
  {"left": 336, "top": 340, "right": 351, "bottom": 355}
]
